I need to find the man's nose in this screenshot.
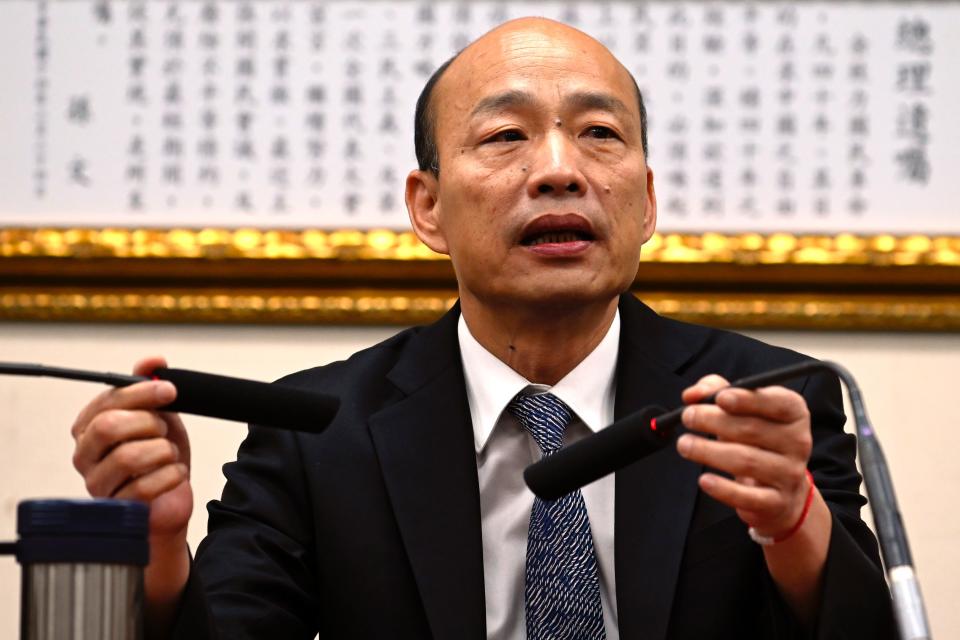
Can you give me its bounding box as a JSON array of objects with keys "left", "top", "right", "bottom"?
[{"left": 526, "top": 132, "right": 587, "bottom": 198}]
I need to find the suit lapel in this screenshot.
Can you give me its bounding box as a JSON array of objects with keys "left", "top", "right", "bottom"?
[
  {"left": 614, "top": 295, "right": 706, "bottom": 640},
  {"left": 367, "top": 306, "right": 486, "bottom": 639}
]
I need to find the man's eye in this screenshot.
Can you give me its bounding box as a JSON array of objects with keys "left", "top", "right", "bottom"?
[
  {"left": 484, "top": 129, "right": 525, "bottom": 144},
  {"left": 584, "top": 126, "right": 618, "bottom": 140}
]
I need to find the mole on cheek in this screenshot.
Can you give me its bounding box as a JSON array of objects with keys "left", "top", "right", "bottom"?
[
  {"left": 554, "top": 119, "right": 562, "bottom": 128},
  {"left": 604, "top": 185, "right": 612, "bottom": 193}
]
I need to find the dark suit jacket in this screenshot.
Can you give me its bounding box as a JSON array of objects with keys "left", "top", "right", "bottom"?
[{"left": 174, "top": 295, "right": 895, "bottom": 639}]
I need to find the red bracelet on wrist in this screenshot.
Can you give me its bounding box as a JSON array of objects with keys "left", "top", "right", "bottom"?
[{"left": 748, "top": 469, "right": 816, "bottom": 546}]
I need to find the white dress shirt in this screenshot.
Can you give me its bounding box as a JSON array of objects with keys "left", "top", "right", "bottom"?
[{"left": 458, "top": 312, "right": 621, "bottom": 640}]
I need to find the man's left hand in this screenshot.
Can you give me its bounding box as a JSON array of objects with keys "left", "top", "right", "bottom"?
[{"left": 676, "top": 374, "right": 814, "bottom": 539}]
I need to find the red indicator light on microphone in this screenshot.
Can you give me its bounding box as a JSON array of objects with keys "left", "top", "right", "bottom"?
[{"left": 650, "top": 418, "right": 657, "bottom": 432}]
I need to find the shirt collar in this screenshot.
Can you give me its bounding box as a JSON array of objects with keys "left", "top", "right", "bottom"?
[{"left": 458, "top": 310, "right": 620, "bottom": 453}]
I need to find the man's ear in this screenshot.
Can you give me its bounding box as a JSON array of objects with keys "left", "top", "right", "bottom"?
[
  {"left": 405, "top": 169, "right": 449, "bottom": 255},
  {"left": 639, "top": 166, "right": 658, "bottom": 244}
]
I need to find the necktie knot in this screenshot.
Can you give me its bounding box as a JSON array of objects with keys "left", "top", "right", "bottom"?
[{"left": 507, "top": 392, "right": 573, "bottom": 455}]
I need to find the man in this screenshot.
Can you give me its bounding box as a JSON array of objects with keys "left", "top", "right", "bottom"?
[{"left": 70, "top": 18, "right": 894, "bottom": 639}]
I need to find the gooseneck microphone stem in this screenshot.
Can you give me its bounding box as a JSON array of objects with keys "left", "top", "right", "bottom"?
[
  {"left": 0, "top": 362, "right": 143, "bottom": 387},
  {"left": 525, "top": 359, "right": 930, "bottom": 639}
]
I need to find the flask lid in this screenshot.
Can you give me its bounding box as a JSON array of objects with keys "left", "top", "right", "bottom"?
[{"left": 16, "top": 499, "right": 149, "bottom": 565}]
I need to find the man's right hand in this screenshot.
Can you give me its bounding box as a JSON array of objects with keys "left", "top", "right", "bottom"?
[{"left": 71, "top": 356, "right": 193, "bottom": 636}]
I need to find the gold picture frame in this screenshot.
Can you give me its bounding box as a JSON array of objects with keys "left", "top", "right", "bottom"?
[{"left": 3, "top": 227, "right": 959, "bottom": 330}]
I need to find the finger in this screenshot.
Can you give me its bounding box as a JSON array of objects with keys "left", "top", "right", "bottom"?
[
  {"left": 73, "top": 409, "right": 170, "bottom": 474},
  {"left": 71, "top": 356, "right": 171, "bottom": 439},
  {"left": 84, "top": 438, "right": 181, "bottom": 498},
  {"left": 681, "top": 404, "right": 805, "bottom": 454},
  {"left": 676, "top": 433, "right": 799, "bottom": 488},
  {"left": 71, "top": 379, "right": 176, "bottom": 439},
  {"left": 714, "top": 386, "right": 809, "bottom": 424},
  {"left": 157, "top": 410, "right": 192, "bottom": 468},
  {"left": 697, "top": 472, "right": 782, "bottom": 515},
  {"left": 113, "top": 463, "right": 189, "bottom": 503},
  {"left": 682, "top": 374, "right": 730, "bottom": 405},
  {"left": 132, "top": 356, "right": 168, "bottom": 378}
]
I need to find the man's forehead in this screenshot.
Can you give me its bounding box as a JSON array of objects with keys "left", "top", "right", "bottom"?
[
  {"left": 461, "top": 17, "right": 606, "bottom": 60},
  {"left": 469, "top": 89, "right": 633, "bottom": 121},
  {"left": 439, "top": 18, "right": 633, "bottom": 111}
]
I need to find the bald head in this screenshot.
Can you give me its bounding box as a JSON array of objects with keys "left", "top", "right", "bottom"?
[{"left": 414, "top": 18, "right": 648, "bottom": 174}]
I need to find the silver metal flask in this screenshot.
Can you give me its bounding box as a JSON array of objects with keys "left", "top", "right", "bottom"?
[{"left": 15, "top": 500, "right": 149, "bottom": 640}]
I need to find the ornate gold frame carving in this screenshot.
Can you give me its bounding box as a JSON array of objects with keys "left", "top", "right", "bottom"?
[
  {"left": 4, "top": 227, "right": 960, "bottom": 265},
  {"left": 3, "top": 228, "right": 959, "bottom": 329}
]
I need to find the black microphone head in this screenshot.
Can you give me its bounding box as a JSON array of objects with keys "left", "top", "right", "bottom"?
[
  {"left": 152, "top": 368, "right": 339, "bottom": 434},
  {"left": 524, "top": 405, "right": 668, "bottom": 500}
]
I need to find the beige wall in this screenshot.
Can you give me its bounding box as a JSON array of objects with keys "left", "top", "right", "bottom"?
[{"left": 0, "top": 322, "right": 956, "bottom": 637}]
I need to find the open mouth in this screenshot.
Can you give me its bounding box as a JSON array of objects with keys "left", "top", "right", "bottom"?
[
  {"left": 519, "top": 214, "right": 596, "bottom": 248},
  {"left": 521, "top": 230, "right": 594, "bottom": 246}
]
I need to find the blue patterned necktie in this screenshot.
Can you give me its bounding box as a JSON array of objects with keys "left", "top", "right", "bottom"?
[{"left": 508, "top": 392, "right": 606, "bottom": 640}]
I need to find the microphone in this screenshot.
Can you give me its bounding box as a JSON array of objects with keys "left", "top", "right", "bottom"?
[
  {"left": 526, "top": 360, "right": 853, "bottom": 501},
  {"left": 151, "top": 367, "right": 339, "bottom": 433},
  {"left": 0, "top": 362, "right": 339, "bottom": 434},
  {"left": 524, "top": 405, "right": 667, "bottom": 500}
]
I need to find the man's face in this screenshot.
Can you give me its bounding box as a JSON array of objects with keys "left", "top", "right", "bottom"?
[{"left": 408, "top": 19, "right": 656, "bottom": 312}]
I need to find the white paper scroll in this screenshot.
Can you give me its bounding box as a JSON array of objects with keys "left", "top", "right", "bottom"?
[{"left": 1, "top": 1, "right": 958, "bottom": 233}]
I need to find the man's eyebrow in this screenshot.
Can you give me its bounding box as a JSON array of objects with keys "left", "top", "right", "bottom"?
[
  {"left": 564, "top": 91, "right": 632, "bottom": 117},
  {"left": 469, "top": 89, "right": 537, "bottom": 118}
]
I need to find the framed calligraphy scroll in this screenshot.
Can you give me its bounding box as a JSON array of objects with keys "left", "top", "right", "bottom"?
[{"left": 2, "top": 1, "right": 958, "bottom": 329}]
